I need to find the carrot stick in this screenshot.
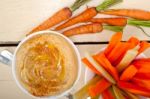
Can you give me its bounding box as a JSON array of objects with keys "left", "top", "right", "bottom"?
[
  {"left": 138, "top": 41, "right": 150, "bottom": 55},
  {"left": 124, "top": 91, "right": 140, "bottom": 99},
  {"left": 138, "top": 66, "right": 150, "bottom": 74},
  {"left": 100, "top": 9, "right": 150, "bottom": 20},
  {"left": 82, "top": 58, "right": 101, "bottom": 75},
  {"left": 133, "top": 58, "right": 150, "bottom": 63},
  {"left": 116, "top": 45, "right": 140, "bottom": 72},
  {"left": 63, "top": 23, "right": 102, "bottom": 36},
  {"left": 132, "top": 77, "right": 150, "bottom": 90},
  {"left": 89, "top": 78, "right": 112, "bottom": 97},
  {"left": 89, "top": 18, "right": 127, "bottom": 26},
  {"left": 112, "top": 37, "right": 140, "bottom": 66},
  {"left": 132, "top": 61, "right": 150, "bottom": 69},
  {"left": 102, "top": 88, "right": 115, "bottom": 99},
  {"left": 107, "top": 42, "right": 129, "bottom": 64},
  {"left": 132, "top": 61, "right": 150, "bottom": 73},
  {"left": 127, "top": 37, "right": 140, "bottom": 46},
  {"left": 135, "top": 73, "right": 150, "bottom": 79},
  {"left": 72, "top": 75, "right": 101, "bottom": 99},
  {"left": 120, "top": 65, "right": 138, "bottom": 81},
  {"left": 55, "top": 0, "right": 123, "bottom": 30},
  {"left": 112, "top": 85, "right": 126, "bottom": 99},
  {"left": 117, "top": 81, "right": 150, "bottom": 97},
  {"left": 85, "top": 52, "right": 116, "bottom": 84},
  {"left": 113, "top": 42, "right": 136, "bottom": 66},
  {"left": 94, "top": 53, "right": 119, "bottom": 81},
  {"left": 27, "top": 0, "right": 90, "bottom": 35},
  {"left": 107, "top": 36, "right": 138, "bottom": 66},
  {"left": 104, "top": 32, "right": 122, "bottom": 55}
]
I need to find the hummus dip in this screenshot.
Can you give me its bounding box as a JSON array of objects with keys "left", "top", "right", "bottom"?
[{"left": 15, "top": 33, "right": 78, "bottom": 96}]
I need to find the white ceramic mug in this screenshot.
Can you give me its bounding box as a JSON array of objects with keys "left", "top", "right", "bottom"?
[{"left": 0, "top": 31, "right": 81, "bottom": 99}]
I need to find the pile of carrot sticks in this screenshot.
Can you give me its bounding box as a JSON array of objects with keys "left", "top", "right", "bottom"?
[
  {"left": 82, "top": 32, "right": 150, "bottom": 98},
  {"left": 27, "top": 0, "right": 150, "bottom": 37}
]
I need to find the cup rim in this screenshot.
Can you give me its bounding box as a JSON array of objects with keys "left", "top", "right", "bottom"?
[{"left": 12, "top": 30, "right": 81, "bottom": 98}]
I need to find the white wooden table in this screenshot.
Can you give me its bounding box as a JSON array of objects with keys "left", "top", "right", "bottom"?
[{"left": 0, "top": 0, "right": 150, "bottom": 99}]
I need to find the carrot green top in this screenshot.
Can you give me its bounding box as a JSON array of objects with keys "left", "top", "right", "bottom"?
[
  {"left": 70, "top": 0, "right": 91, "bottom": 12},
  {"left": 96, "top": 0, "right": 123, "bottom": 11}
]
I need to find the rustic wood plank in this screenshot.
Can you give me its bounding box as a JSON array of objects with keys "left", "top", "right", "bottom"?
[
  {"left": 0, "top": 0, "right": 150, "bottom": 42},
  {"left": 0, "top": 81, "right": 35, "bottom": 99}
]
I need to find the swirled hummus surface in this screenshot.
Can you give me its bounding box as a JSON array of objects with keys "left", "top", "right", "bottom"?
[{"left": 15, "top": 34, "right": 78, "bottom": 96}]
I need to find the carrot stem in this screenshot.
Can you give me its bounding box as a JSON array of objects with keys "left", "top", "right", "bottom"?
[
  {"left": 128, "top": 19, "right": 150, "bottom": 27},
  {"left": 127, "top": 19, "right": 150, "bottom": 37},
  {"left": 96, "top": 0, "right": 123, "bottom": 11},
  {"left": 70, "top": 0, "right": 91, "bottom": 12},
  {"left": 56, "top": 0, "right": 122, "bottom": 31},
  {"left": 103, "top": 25, "right": 124, "bottom": 32}
]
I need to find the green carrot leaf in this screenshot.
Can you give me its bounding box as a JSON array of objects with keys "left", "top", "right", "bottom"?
[
  {"left": 96, "top": 0, "right": 123, "bottom": 11},
  {"left": 128, "top": 19, "right": 150, "bottom": 27},
  {"left": 103, "top": 25, "right": 124, "bottom": 32},
  {"left": 70, "top": 0, "right": 91, "bottom": 12}
]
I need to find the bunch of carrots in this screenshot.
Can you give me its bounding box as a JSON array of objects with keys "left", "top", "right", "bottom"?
[
  {"left": 79, "top": 32, "right": 150, "bottom": 99},
  {"left": 27, "top": 0, "right": 124, "bottom": 36},
  {"left": 27, "top": 0, "right": 150, "bottom": 37}
]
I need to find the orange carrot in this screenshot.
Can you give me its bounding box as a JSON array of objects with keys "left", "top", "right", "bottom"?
[
  {"left": 138, "top": 66, "right": 150, "bottom": 74},
  {"left": 102, "top": 88, "right": 115, "bottom": 99},
  {"left": 94, "top": 53, "right": 119, "bottom": 81},
  {"left": 104, "top": 32, "right": 122, "bottom": 55},
  {"left": 82, "top": 58, "right": 101, "bottom": 75},
  {"left": 135, "top": 73, "right": 150, "bottom": 79},
  {"left": 132, "top": 60, "right": 150, "bottom": 74},
  {"left": 89, "top": 18, "right": 127, "bottom": 26},
  {"left": 132, "top": 61, "right": 150, "bottom": 69},
  {"left": 63, "top": 23, "right": 102, "bottom": 36},
  {"left": 89, "top": 78, "right": 111, "bottom": 97},
  {"left": 27, "top": 0, "right": 91, "bottom": 35},
  {"left": 55, "top": 0, "right": 123, "bottom": 30},
  {"left": 118, "top": 81, "right": 150, "bottom": 97},
  {"left": 138, "top": 41, "right": 150, "bottom": 54},
  {"left": 132, "top": 77, "right": 150, "bottom": 90},
  {"left": 127, "top": 37, "right": 140, "bottom": 46},
  {"left": 133, "top": 58, "right": 150, "bottom": 63},
  {"left": 112, "top": 43, "right": 137, "bottom": 66},
  {"left": 107, "top": 42, "right": 128, "bottom": 64},
  {"left": 28, "top": 7, "right": 72, "bottom": 35},
  {"left": 55, "top": 7, "right": 97, "bottom": 30},
  {"left": 120, "top": 65, "right": 138, "bottom": 81},
  {"left": 101, "top": 9, "right": 150, "bottom": 20}
]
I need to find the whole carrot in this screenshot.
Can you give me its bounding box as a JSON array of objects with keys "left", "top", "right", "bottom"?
[
  {"left": 63, "top": 23, "right": 102, "bottom": 36},
  {"left": 88, "top": 18, "right": 150, "bottom": 37},
  {"left": 27, "top": 0, "right": 90, "bottom": 35},
  {"left": 100, "top": 9, "right": 150, "bottom": 20},
  {"left": 55, "top": 0, "right": 123, "bottom": 30},
  {"left": 89, "top": 18, "right": 127, "bottom": 26},
  {"left": 63, "top": 23, "right": 124, "bottom": 36}
]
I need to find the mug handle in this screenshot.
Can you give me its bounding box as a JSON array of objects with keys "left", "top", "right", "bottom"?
[{"left": 0, "top": 50, "right": 13, "bottom": 66}]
